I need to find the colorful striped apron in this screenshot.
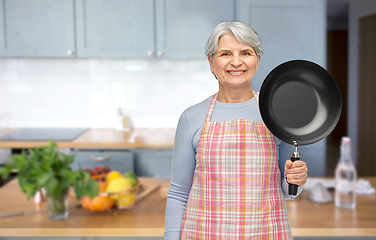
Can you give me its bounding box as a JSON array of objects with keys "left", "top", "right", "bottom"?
[{"left": 181, "top": 91, "right": 293, "bottom": 239}]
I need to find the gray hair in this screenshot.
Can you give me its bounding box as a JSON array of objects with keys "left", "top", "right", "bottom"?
[{"left": 205, "top": 22, "right": 263, "bottom": 59}]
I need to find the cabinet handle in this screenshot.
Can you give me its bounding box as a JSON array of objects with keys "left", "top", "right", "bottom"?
[
  {"left": 147, "top": 51, "right": 154, "bottom": 56},
  {"left": 158, "top": 51, "right": 164, "bottom": 56},
  {"left": 91, "top": 156, "right": 110, "bottom": 161},
  {"left": 67, "top": 50, "right": 74, "bottom": 56}
]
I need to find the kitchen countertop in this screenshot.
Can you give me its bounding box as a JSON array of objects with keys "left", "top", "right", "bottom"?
[
  {"left": 0, "top": 177, "right": 375, "bottom": 238},
  {"left": 0, "top": 128, "right": 176, "bottom": 149}
]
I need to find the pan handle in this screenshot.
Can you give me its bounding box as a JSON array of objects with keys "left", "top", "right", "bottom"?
[
  {"left": 288, "top": 155, "right": 300, "bottom": 196},
  {"left": 288, "top": 142, "right": 300, "bottom": 200}
]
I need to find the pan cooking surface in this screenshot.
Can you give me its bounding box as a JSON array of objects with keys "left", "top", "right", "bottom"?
[
  {"left": 272, "top": 81, "right": 317, "bottom": 129},
  {"left": 259, "top": 60, "right": 342, "bottom": 146}
]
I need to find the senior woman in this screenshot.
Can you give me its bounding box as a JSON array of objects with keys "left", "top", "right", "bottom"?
[{"left": 164, "top": 21, "right": 308, "bottom": 239}]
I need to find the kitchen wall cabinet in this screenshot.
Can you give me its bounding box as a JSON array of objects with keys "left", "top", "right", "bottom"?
[
  {"left": 154, "top": 0, "right": 234, "bottom": 59},
  {"left": 0, "top": 0, "right": 234, "bottom": 59},
  {"left": 69, "top": 149, "right": 135, "bottom": 173},
  {"left": 0, "top": 0, "right": 76, "bottom": 58},
  {"left": 76, "top": 0, "right": 234, "bottom": 59},
  {"left": 75, "top": 0, "right": 155, "bottom": 58}
]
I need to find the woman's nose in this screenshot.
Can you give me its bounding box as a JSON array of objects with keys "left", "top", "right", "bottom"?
[{"left": 231, "top": 55, "right": 242, "bottom": 67}]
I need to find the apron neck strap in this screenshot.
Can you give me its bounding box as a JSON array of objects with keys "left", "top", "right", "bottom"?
[{"left": 205, "top": 90, "right": 259, "bottom": 122}]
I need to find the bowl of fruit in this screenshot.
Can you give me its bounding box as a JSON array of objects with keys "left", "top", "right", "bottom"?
[{"left": 80, "top": 167, "right": 140, "bottom": 211}]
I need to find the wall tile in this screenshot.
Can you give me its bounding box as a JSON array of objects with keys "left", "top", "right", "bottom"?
[{"left": 1, "top": 59, "right": 218, "bottom": 128}]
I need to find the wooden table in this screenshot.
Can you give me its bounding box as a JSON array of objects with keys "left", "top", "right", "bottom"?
[
  {"left": 286, "top": 177, "right": 376, "bottom": 237},
  {"left": 0, "top": 177, "right": 168, "bottom": 237},
  {"left": 1, "top": 177, "right": 376, "bottom": 238}
]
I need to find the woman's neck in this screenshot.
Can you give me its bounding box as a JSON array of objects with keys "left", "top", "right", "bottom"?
[{"left": 217, "top": 85, "right": 254, "bottom": 103}]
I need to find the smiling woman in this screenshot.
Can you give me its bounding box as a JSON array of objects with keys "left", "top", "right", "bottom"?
[{"left": 164, "top": 21, "right": 308, "bottom": 240}]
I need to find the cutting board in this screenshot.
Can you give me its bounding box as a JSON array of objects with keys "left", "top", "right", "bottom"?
[{"left": 134, "top": 180, "right": 160, "bottom": 203}]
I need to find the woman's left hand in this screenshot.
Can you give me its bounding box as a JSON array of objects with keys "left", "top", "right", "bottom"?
[{"left": 284, "top": 160, "right": 308, "bottom": 187}]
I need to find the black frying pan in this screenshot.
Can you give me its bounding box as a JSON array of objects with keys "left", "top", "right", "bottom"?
[{"left": 259, "top": 60, "right": 342, "bottom": 199}]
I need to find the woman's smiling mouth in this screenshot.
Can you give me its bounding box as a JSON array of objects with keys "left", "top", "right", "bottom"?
[{"left": 227, "top": 70, "right": 246, "bottom": 76}]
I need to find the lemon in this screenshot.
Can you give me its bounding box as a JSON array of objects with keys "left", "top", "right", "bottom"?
[
  {"left": 106, "top": 170, "right": 123, "bottom": 184},
  {"left": 106, "top": 177, "right": 132, "bottom": 200},
  {"left": 116, "top": 192, "right": 136, "bottom": 208}
]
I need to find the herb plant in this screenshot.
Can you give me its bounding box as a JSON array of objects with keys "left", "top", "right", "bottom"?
[{"left": 0, "top": 140, "right": 98, "bottom": 201}]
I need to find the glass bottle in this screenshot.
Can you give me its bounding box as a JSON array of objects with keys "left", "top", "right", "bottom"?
[{"left": 335, "top": 137, "right": 357, "bottom": 209}]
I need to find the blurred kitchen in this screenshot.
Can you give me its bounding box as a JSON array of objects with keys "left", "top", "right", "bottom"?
[
  {"left": 0, "top": 0, "right": 375, "bottom": 239},
  {"left": 1, "top": 0, "right": 375, "bottom": 177}
]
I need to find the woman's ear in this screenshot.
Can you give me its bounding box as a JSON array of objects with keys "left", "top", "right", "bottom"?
[
  {"left": 208, "top": 56, "right": 214, "bottom": 74},
  {"left": 256, "top": 55, "right": 261, "bottom": 72}
]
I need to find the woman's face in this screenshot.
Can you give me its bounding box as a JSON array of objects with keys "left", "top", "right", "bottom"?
[{"left": 208, "top": 34, "right": 260, "bottom": 89}]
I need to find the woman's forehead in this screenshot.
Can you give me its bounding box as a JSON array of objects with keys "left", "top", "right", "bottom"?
[{"left": 217, "top": 34, "right": 254, "bottom": 51}]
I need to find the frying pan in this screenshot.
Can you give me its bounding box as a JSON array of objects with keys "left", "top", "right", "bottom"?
[{"left": 259, "top": 60, "right": 342, "bottom": 199}]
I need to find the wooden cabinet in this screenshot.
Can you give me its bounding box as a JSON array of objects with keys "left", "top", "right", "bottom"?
[
  {"left": 0, "top": 0, "right": 76, "bottom": 58},
  {"left": 69, "top": 149, "right": 135, "bottom": 173}
]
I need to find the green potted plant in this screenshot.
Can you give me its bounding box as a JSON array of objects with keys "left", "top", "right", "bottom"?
[{"left": 0, "top": 140, "right": 98, "bottom": 220}]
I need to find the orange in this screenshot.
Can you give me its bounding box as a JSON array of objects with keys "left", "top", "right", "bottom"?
[
  {"left": 81, "top": 181, "right": 115, "bottom": 211},
  {"left": 81, "top": 195, "right": 114, "bottom": 211}
]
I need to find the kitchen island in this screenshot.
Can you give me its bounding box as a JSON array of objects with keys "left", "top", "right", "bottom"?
[{"left": 0, "top": 177, "right": 376, "bottom": 239}]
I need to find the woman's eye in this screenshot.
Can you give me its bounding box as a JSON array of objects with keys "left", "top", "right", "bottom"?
[{"left": 221, "top": 53, "right": 229, "bottom": 56}]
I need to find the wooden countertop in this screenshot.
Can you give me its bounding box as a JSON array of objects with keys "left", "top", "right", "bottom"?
[
  {"left": 1, "top": 177, "right": 376, "bottom": 237},
  {"left": 0, "top": 128, "right": 175, "bottom": 149}
]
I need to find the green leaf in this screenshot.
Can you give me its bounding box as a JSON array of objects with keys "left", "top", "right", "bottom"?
[
  {"left": 36, "top": 171, "right": 53, "bottom": 187},
  {"left": 82, "top": 170, "right": 91, "bottom": 187},
  {"left": 73, "top": 180, "right": 84, "bottom": 199},
  {"left": 0, "top": 167, "right": 10, "bottom": 180},
  {"left": 44, "top": 177, "right": 58, "bottom": 198},
  {"left": 17, "top": 176, "right": 39, "bottom": 200},
  {"left": 58, "top": 177, "right": 72, "bottom": 190},
  {"left": 86, "top": 179, "right": 99, "bottom": 199}
]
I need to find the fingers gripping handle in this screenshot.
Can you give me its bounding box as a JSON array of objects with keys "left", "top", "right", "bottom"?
[{"left": 289, "top": 141, "right": 300, "bottom": 200}]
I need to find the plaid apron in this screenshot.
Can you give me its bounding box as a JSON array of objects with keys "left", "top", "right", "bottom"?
[{"left": 181, "top": 91, "right": 293, "bottom": 239}]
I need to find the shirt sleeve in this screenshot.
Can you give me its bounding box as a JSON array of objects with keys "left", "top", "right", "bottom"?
[{"left": 164, "top": 111, "right": 196, "bottom": 240}]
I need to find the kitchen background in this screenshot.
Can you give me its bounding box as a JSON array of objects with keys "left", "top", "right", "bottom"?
[{"left": 0, "top": 0, "right": 375, "bottom": 177}]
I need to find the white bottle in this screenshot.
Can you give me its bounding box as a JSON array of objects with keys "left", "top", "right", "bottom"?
[
  {"left": 335, "top": 137, "right": 357, "bottom": 209},
  {"left": 116, "top": 108, "right": 125, "bottom": 131}
]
